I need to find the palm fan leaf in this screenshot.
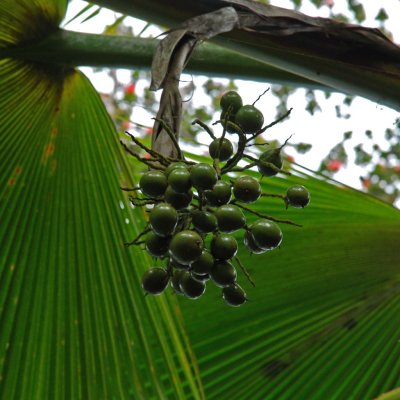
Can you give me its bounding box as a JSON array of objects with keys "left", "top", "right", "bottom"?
[
  {"left": 177, "top": 162, "right": 400, "bottom": 399},
  {"left": 0, "top": 1, "right": 203, "bottom": 399}
]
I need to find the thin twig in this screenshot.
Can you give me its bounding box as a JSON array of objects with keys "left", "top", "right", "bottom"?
[
  {"left": 124, "top": 131, "right": 170, "bottom": 166},
  {"left": 234, "top": 203, "right": 302, "bottom": 227},
  {"left": 244, "top": 154, "right": 292, "bottom": 176},
  {"left": 252, "top": 88, "right": 270, "bottom": 106},
  {"left": 246, "top": 108, "right": 293, "bottom": 143},
  {"left": 279, "top": 134, "right": 293, "bottom": 150},
  {"left": 120, "top": 186, "right": 140, "bottom": 192},
  {"left": 129, "top": 196, "right": 157, "bottom": 207},
  {"left": 234, "top": 256, "right": 255, "bottom": 287},
  {"left": 221, "top": 124, "right": 247, "bottom": 174},
  {"left": 261, "top": 193, "right": 286, "bottom": 200},
  {"left": 230, "top": 162, "right": 257, "bottom": 173},
  {"left": 125, "top": 227, "right": 151, "bottom": 246},
  {"left": 246, "top": 142, "right": 270, "bottom": 147},
  {"left": 192, "top": 119, "right": 216, "bottom": 139},
  {"left": 120, "top": 140, "right": 165, "bottom": 170}
]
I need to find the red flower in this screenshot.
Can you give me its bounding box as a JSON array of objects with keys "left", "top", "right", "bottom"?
[
  {"left": 360, "top": 177, "right": 371, "bottom": 189},
  {"left": 326, "top": 159, "right": 342, "bottom": 172},
  {"left": 286, "top": 155, "right": 295, "bottom": 162},
  {"left": 124, "top": 83, "right": 136, "bottom": 96},
  {"left": 145, "top": 127, "right": 153, "bottom": 136},
  {"left": 121, "top": 121, "right": 131, "bottom": 130}
]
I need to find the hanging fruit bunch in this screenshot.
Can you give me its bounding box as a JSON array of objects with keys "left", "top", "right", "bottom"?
[{"left": 121, "top": 91, "right": 310, "bottom": 307}]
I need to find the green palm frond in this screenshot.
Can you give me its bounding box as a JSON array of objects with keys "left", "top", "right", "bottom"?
[
  {"left": 1, "top": 1, "right": 400, "bottom": 399},
  {"left": 0, "top": 1, "right": 203, "bottom": 399},
  {"left": 178, "top": 164, "right": 400, "bottom": 399}
]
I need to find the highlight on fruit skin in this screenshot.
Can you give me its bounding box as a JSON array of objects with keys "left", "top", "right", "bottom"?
[
  {"left": 190, "top": 162, "right": 218, "bottom": 191},
  {"left": 257, "top": 147, "right": 283, "bottom": 177},
  {"left": 220, "top": 91, "right": 243, "bottom": 113},
  {"left": 210, "top": 233, "right": 238, "bottom": 260},
  {"left": 179, "top": 273, "right": 206, "bottom": 299},
  {"left": 222, "top": 284, "right": 247, "bottom": 307},
  {"left": 149, "top": 202, "right": 178, "bottom": 237},
  {"left": 209, "top": 137, "right": 234, "bottom": 161},
  {"left": 167, "top": 167, "right": 191, "bottom": 193},
  {"left": 169, "top": 230, "right": 204, "bottom": 265},
  {"left": 286, "top": 184, "right": 310, "bottom": 208},
  {"left": 139, "top": 170, "right": 167, "bottom": 198},
  {"left": 210, "top": 260, "right": 237, "bottom": 287},
  {"left": 165, "top": 161, "right": 187, "bottom": 177},
  {"left": 171, "top": 270, "right": 186, "bottom": 295},
  {"left": 141, "top": 267, "right": 170, "bottom": 295},
  {"left": 233, "top": 175, "right": 261, "bottom": 204},
  {"left": 190, "top": 250, "right": 214, "bottom": 274},
  {"left": 235, "top": 104, "right": 264, "bottom": 135},
  {"left": 145, "top": 231, "right": 171, "bottom": 257},
  {"left": 248, "top": 219, "right": 283, "bottom": 251},
  {"left": 243, "top": 230, "right": 266, "bottom": 254},
  {"left": 190, "top": 271, "right": 210, "bottom": 283},
  {"left": 204, "top": 180, "right": 232, "bottom": 206},
  {"left": 214, "top": 204, "right": 246, "bottom": 233},
  {"left": 191, "top": 210, "right": 218, "bottom": 233},
  {"left": 164, "top": 186, "right": 193, "bottom": 210}
]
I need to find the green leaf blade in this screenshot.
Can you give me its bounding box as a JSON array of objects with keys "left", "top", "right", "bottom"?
[
  {"left": 0, "top": 58, "right": 204, "bottom": 399},
  {"left": 178, "top": 159, "right": 400, "bottom": 400}
]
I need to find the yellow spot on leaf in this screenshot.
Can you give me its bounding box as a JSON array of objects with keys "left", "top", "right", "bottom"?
[{"left": 7, "top": 166, "right": 23, "bottom": 187}]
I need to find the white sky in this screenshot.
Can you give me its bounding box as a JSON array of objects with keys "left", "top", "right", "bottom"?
[{"left": 62, "top": 1, "right": 400, "bottom": 202}]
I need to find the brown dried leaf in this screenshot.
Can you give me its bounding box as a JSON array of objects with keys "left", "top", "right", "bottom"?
[
  {"left": 222, "top": 0, "right": 400, "bottom": 64},
  {"left": 150, "top": 7, "right": 240, "bottom": 156}
]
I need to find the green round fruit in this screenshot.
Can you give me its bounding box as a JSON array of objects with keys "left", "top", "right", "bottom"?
[
  {"left": 171, "top": 270, "right": 186, "bottom": 295},
  {"left": 220, "top": 110, "right": 238, "bottom": 133},
  {"left": 210, "top": 260, "right": 237, "bottom": 287},
  {"left": 141, "top": 268, "right": 169, "bottom": 295},
  {"left": 190, "top": 272, "right": 210, "bottom": 283},
  {"left": 165, "top": 162, "right": 187, "bottom": 177},
  {"left": 249, "top": 220, "right": 282, "bottom": 250},
  {"left": 149, "top": 203, "right": 178, "bottom": 237},
  {"left": 170, "top": 257, "right": 190, "bottom": 270},
  {"left": 164, "top": 186, "right": 193, "bottom": 209},
  {"left": 220, "top": 91, "right": 243, "bottom": 113},
  {"left": 145, "top": 232, "right": 170, "bottom": 257},
  {"left": 233, "top": 175, "right": 261, "bottom": 203},
  {"left": 168, "top": 168, "right": 191, "bottom": 193},
  {"left": 211, "top": 234, "right": 238, "bottom": 260},
  {"left": 191, "top": 210, "right": 218, "bottom": 233},
  {"left": 139, "top": 170, "right": 167, "bottom": 198},
  {"left": 180, "top": 273, "right": 206, "bottom": 299},
  {"left": 235, "top": 105, "right": 264, "bottom": 134},
  {"left": 222, "top": 284, "right": 247, "bottom": 307},
  {"left": 286, "top": 185, "right": 310, "bottom": 208},
  {"left": 190, "top": 163, "right": 218, "bottom": 191},
  {"left": 215, "top": 204, "right": 246, "bottom": 233},
  {"left": 243, "top": 230, "right": 266, "bottom": 254},
  {"left": 258, "top": 148, "right": 283, "bottom": 177},
  {"left": 209, "top": 138, "right": 234, "bottom": 162},
  {"left": 204, "top": 180, "right": 232, "bottom": 206},
  {"left": 190, "top": 250, "right": 214, "bottom": 274},
  {"left": 169, "top": 230, "right": 204, "bottom": 265}
]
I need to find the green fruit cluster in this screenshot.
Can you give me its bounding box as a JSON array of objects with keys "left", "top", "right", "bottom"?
[
  {"left": 126, "top": 90, "right": 310, "bottom": 307},
  {"left": 138, "top": 160, "right": 252, "bottom": 306}
]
